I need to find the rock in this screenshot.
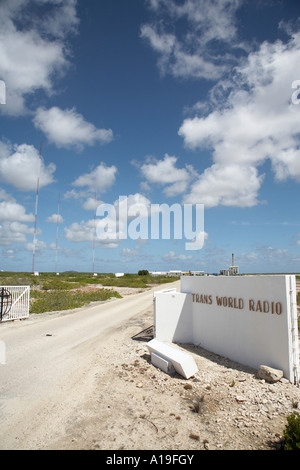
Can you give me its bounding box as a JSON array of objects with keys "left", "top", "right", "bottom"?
[
  {"left": 257, "top": 365, "right": 283, "bottom": 383},
  {"left": 280, "top": 377, "right": 290, "bottom": 385},
  {"left": 184, "top": 383, "right": 192, "bottom": 390},
  {"left": 235, "top": 395, "right": 246, "bottom": 403}
]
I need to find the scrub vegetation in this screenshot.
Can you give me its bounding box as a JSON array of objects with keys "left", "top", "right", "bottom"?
[
  {"left": 29, "top": 287, "right": 122, "bottom": 314},
  {"left": 283, "top": 413, "right": 300, "bottom": 450},
  {"left": 0, "top": 271, "right": 177, "bottom": 314}
]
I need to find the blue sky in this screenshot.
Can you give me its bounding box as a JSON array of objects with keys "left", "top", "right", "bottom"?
[{"left": 0, "top": 0, "right": 300, "bottom": 274}]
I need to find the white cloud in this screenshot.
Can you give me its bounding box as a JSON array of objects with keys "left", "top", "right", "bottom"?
[
  {"left": 117, "top": 193, "right": 151, "bottom": 219},
  {"left": 46, "top": 214, "right": 64, "bottom": 224},
  {"left": 65, "top": 164, "right": 116, "bottom": 210},
  {"left": 1, "top": 247, "right": 17, "bottom": 258},
  {"left": 25, "top": 239, "right": 51, "bottom": 253},
  {"left": 141, "top": 24, "right": 226, "bottom": 80},
  {"left": 112, "top": 193, "right": 151, "bottom": 240},
  {"left": 120, "top": 247, "right": 139, "bottom": 258},
  {"left": 82, "top": 197, "right": 103, "bottom": 212},
  {"left": 141, "top": 0, "right": 244, "bottom": 80},
  {"left": 64, "top": 189, "right": 87, "bottom": 200},
  {"left": 0, "top": 0, "right": 78, "bottom": 115},
  {"left": 0, "top": 201, "right": 34, "bottom": 223},
  {"left": 0, "top": 142, "right": 55, "bottom": 191},
  {"left": 179, "top": 30, "right": 300, "bottom": 206},
  {"left": 183, "top": 164, "right": 264, "bottom": 208},
  {"left": 254, "top": 245, "right": 291, "bottom": 265},
  {"left": 34, "top": 107, "right": 113, "bottom": 149},
  {"left": 64, "top": 218, "right": 118, "bottom": 248},
  {"left": 0, "top": 189, "right": 35, "bottom": 246},
  {"left": 139, "top": 154, "right": 193, "bottom": 196},
  {"left": 38, "top": 0, "right": 79, "bottom": 39},
  {"left": 64, "top": 219, "right": 95, "bottom": 243},
  {"left": 142, "top": 2, "right": 300, "bottom": 208},
  {"left": 146, "top": 0, "right": 240, "bottom": 43},
  {"left": 0, "top": 190, "right": 34, "bottom": 223},
  {"left": 72, "top": 163, "right": 117, "bottom": 192},
  {"left": 0, "top": 188, "right": 12, "bottom": 202},
  {"left": 141, "top": 24, "right": 175, "bottom": 55},
  {"left": 0, "top": 222, "right": 28, "bottom": 246},
  {"left": 64, "top": 193, "right": 151, "bottom": 246},
  {"left": 162, "top": 250, "right": 192, "bottom": 262}
]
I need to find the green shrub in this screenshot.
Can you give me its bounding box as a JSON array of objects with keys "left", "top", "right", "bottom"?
[
  {"left": 30, "top": 288, "right": 121, "bottom": 314},
  {"left": 41, "top": 279, "right": 82, "bottom": 290},
  {"left": 99, "top": 277, "right": 149, "bottom": 288},
  {"left": 283, "top": 413, "right": 300, "bottom": 450}
]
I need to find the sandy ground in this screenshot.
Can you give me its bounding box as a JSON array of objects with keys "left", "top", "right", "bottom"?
[
  {"left": 1, "top": 283, "right": 299, "bottom": 451},
  {"left": 48, "top": 308, "right": 300, "bottom": 451}
]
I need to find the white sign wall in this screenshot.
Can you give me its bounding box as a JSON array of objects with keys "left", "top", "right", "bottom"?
[{"left": 154, "top": 275, "right": 299, "bottom": 383}]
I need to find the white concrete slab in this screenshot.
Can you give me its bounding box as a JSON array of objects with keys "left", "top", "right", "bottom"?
[
  {"left": 151, "top": 352, "right": 175, "bottom": 374},
  {"left": 147, "top": 338, "right": 198, "bottom": 379}
]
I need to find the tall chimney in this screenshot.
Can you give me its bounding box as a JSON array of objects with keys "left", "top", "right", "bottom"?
[{"left": 232, "top": 253, "right": 235, "bottom": 266}]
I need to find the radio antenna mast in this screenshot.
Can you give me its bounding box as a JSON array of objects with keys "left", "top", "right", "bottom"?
[
  {"left": 92, "top": 190, "right": 97, "bottom": 274},
  {"left": 32, "top": 142, "right": 42, "bottom": 274},
  {"left": 55, "top": 192, "right": 61, "bottom": 274}
]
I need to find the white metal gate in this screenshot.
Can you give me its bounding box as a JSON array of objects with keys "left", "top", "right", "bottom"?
[{"left": 0, "top": 286, "right": 30, "bottom": 322}]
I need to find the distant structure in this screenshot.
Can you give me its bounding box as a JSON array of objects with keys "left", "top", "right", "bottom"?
[
  {"left": 150, "top": 270, "right": 183, "bottom": 277},
  {"left": 150, "top": 270, "right": 206, "bottom": 277},
  {"left": 219, "top": 269, "right": 229, "bottom": 276},
  {"left": 55, "top": 192, "right": 61, "bottom": 274},
  {"left": 92, "top": 190, "right": 97, "bottom": 275},
  {"left": 168, "top": 270, "right": 183, "bottom": 277},
  {"left": 32, "top": 142, "right": 42, "bottom": 274},
  {"left": 229, "top": 253, "right": 239, "bottom": 275},
  {"left": 220, "top": 253, "right": 239, "bottom": 276}
]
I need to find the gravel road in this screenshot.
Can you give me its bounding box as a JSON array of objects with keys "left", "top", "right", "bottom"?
[{"left": 0, "top": 282, "right": 177, "bottom": 450}]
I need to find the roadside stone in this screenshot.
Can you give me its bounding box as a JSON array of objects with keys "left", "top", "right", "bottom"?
[
  {"left": 184, "top": 384, "right": 193, "bottom": 390},
  {"left": 235, "top": 395, "right": 246, "bottom": 403},
  {"left": 257, "top": 365, "right": 283, "bottom": 383},
  {"left": 203, "top": 440, "right": 209, "bottom": 450}
]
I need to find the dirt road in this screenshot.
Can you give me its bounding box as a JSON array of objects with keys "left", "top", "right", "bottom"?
[{"left": 0, "top": 282, "right": 178, "bottom": 450}]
